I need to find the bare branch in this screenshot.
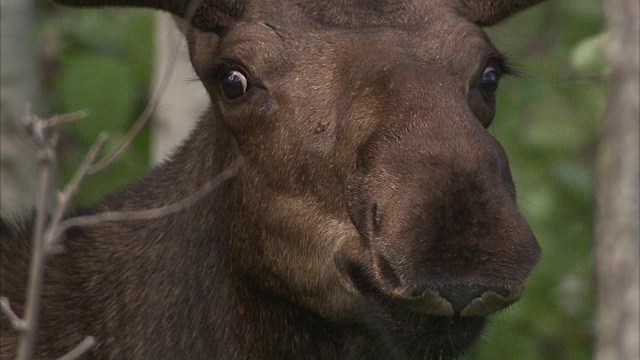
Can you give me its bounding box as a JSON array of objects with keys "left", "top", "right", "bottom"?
[
  {"left": 17, "top": 109, "right": 58, "bottom": 360},
  {"left": 0, "top": 297, "right": 26, "bottom": 331},
  {"left": 46, "top": 110, "right": 88, "bottom": 128},
  {"left": 11, "top": 111, "right": 105, "bottom": 360},
  {"left": 86, "top": 0, "right": 204, "bottom": 175},
  {"left": 20, "top": 105, "right": 57, "bottom": 162},
  {"left": 87, "top": 27, "right": 186, "bottom": 174},
  {"left": 62, "top": 132, "right": 109, "bottom": 201},
  {"left": 55, "top": 336, "right": 96, "bottom": 360},
  {"left": 44, "top": 133, "right": 109, "bottom": 253},
  {"left": 56, "top": 155, "right": 244, "bottom": 239},
  {"left": 4, "top": 4, "right": 210, "bottom": 358}
]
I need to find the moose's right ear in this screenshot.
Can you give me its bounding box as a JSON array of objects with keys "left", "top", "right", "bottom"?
[{"left": 51, "top": 0, "right": 245, "bottom": 33}]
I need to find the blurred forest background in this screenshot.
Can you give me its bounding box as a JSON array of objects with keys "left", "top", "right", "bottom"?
[{"left": 0, "top": 0, "right": 612, "bottom": 359}]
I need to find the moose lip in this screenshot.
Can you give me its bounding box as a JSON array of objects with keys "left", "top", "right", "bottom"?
[
  {"left": 335, "top": 254, "right": 521, "bottom": 319},
  {"left": 398, "top": 287, "right": 522, "bottom": 317}
]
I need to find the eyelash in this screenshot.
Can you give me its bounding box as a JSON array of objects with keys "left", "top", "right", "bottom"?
[{"left": 491, "top": 53, "right": 522, "bottom": 78}]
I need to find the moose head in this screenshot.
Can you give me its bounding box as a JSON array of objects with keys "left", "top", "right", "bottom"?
[{"left": 1, "top": 0, "right": 542, "bottom": 358}]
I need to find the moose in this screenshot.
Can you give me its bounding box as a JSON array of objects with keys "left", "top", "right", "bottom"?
[{"left": 1, "top": 0, "right": 543, "bottom": 358}]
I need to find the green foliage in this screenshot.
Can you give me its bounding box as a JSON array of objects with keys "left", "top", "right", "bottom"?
[
  {"left": 62, "top": 54, "right": 137, "bottom": 139},
  {"left": 43, "top": 8, "right": 154, "bottom": 206},
  {"left": 43, "top": 1, "right": 603, "bottom": 358}
]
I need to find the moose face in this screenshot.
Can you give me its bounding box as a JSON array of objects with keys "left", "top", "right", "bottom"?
[
  {"left": 46, "top": 0, "right": 542, "bottom": 357},
  {"left": 181, "top": 1, "right": 541, "bottom": 356}
]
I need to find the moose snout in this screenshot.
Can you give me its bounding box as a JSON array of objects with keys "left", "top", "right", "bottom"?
[
  {"left": 340, "top": 184, "right": 540, "bottom": 318},
  {"left": 341, "top": 122, "right": 541, "bottom": 320},
  {"left": 403, "top": 283, "right": 523, "bottom": 317}
]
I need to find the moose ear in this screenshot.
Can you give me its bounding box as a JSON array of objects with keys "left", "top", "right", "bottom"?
[
  {"left": 51, "top": 0, "right": 245, "bottom": 33},
  {"left": 458, "top": 0, "right": 545, "bottom": 26}
]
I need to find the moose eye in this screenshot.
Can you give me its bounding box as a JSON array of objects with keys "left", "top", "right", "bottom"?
[
  {"left": 480, "top": 66, "right": 500, "bottom": 93},
  {"left": 220, "top": 70, "right": 249, "bottom": 100}
]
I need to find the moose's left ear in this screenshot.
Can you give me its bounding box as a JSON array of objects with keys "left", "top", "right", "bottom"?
[{"left": 458, "top": 0, "right": 545, "bottom": 26}]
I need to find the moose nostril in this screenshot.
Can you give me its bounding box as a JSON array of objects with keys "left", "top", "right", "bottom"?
[
  {"left": 437, "top": 285, "right": 510, "bottom": 313},
  {"left": 494, "top": 286, "right": 511, "bottom": 298},
  {"left": 371, "top": 203, "right": 381, "bottom": 232}
]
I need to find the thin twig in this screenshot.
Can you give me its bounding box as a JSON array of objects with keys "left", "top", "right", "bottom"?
[
  {"left": 0, "top": 297, "right": 25, "bottom": 331},
  {"left": 55, "top": 336, "right": 96, "bottom": 360},
  {"left": 17, "top": 110, "right": 57, "bottom": 360},
  {"left": 45, "top": 110, "right": 88, "bottom": 128},
  {"left": 86, "top": 0, "right": 204, "bottom": 175},
  {"left": 44, "top": 133, "right": 109, "bottom": 253},
  {"left": 55, "top": 155, "right": 244, "bottom": 240},
  {"left": 87, "top": 25, "right": 187, "bottom": 175},
  {"left": 11, "top": 110, "right": 102, "bottom": 360},
  {"left": 21, "top": 107, "right": 55, "bottom": 157},
  {"left": 4, "top": 4, "right": 209, "bottom": 358}
]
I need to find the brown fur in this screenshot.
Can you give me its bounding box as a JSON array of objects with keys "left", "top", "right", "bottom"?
[{"left": 1, "top": 0, "right": 543, "bottom": 358}]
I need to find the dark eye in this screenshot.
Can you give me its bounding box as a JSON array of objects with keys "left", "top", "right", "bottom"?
[
  {"left": 480, "top": 66, "right": 500, "bottom": 93},
  {"left": 220, "top": 70, "right": 248, "bottom": 100}
]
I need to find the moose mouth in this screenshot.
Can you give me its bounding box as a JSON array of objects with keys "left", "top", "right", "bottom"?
[
  {"left": 365, "top": 302, "right": 487, "bottom": 359},
  {"left": 335, "top": 256, "right": 496, "bottom": 358}
]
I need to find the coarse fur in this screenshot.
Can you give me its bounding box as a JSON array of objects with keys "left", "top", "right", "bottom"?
[{"left": 1, "top": 0, "right": 544, "bottom": 359}]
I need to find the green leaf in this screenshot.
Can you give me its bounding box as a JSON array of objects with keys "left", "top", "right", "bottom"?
[
  {"left": 61, "top": 54, "right": 137, "bottom": 144},
  {"left": 123, "top": 11, "right": 155, "bottom": 84},
  {"left": 570, "top": 32, "right": 609, "bottom": 75}
]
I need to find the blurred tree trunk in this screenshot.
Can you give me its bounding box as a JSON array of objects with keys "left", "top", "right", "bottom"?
[
  {"left": 151, "top": 13, "right": 208, "bottom": 164},
  {"left": 595, "top": 0, "right": 639, "bottom": 359},
  {"left": 0, "top": 0, "right": 41, "bottom": 216}
]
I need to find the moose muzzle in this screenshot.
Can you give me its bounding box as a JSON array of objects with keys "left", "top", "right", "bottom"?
[{"left": 337, "top": 68, "right": 541, "bottom": 319}]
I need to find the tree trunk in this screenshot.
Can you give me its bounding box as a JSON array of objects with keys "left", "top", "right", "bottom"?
[
  {"left": 151, "top": 13, "right": 208, "bottom": 164},
  {"left": 595, "top": 0, "right": 640, "bottom": 359},
  {"left": 0, "top": 0, "right": 42, "bottom": 216}
]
